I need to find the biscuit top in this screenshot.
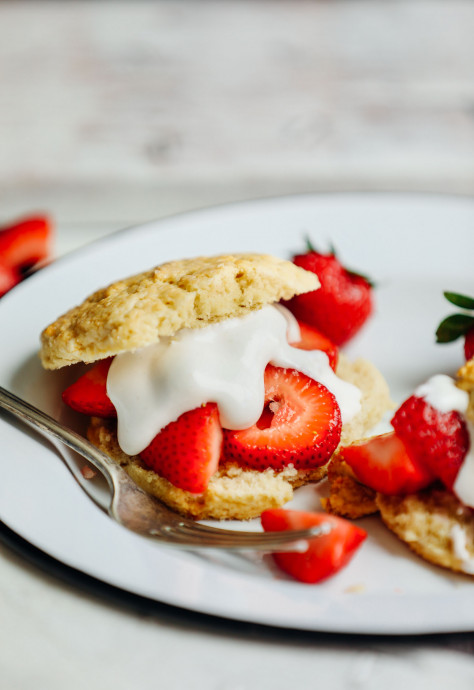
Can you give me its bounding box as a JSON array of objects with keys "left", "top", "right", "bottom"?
[{"left": 40, "top": 253, "right": 319, "bottom": 369}]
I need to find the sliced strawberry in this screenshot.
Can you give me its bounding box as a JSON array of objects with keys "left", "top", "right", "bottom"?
[
  {"left": 0, "top": 215, "right": 53, "bottom": 272},
  {"left": 62, "top": 359, "right": 116, "bottom": 418},
  {"left": 223, "top": 365, "right": 341, "bottom": 471},
  {"left": 261, "top": 509, "right": 367, "bottom": 583},
  {"left": 139, "top": 403, "right": 222, "bottom": 493},
  {"left": 392, "top": 395, "right": 470, "bottom": 490},
  {"left": 0, "top": 260, "right": 21, "bottom": 297},
  {"left": 291, "top": 319, "right": 338, "bottom": 371},
  {"left": 340, "top": 432, "right": 435, "bottom": 495},
  {"left": 284, "top": 242, "right": 373, "bottom": 346}
]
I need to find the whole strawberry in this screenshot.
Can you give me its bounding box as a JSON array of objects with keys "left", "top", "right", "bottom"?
[
  {"left": 284, "top": 241, "right": 373, "bottom": 346},
  {"left": 436, "top": 292, "right": 474, "bottom": 362},
  {"left": 391, "top": 391, "right": 470, "bottom": 491}
]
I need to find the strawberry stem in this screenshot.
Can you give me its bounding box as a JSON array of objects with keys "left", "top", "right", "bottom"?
[{"left": 305, "top": 236, "right": 317, "bottom": 253}]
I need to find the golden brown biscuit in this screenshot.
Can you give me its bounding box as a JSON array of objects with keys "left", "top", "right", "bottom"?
[
  {"left": 377, "top": 490, "right": 474, "bottom": 576},
  {"left": 87, "top": 355, "right": 392, "bottom": 519},
  {"left": 87, "top": 417, "right": 326, "bottom": 520},
  {"left": 322, "top": 455, "right": 378, "bottom": 518},
  {"left": 457, "top": 358, "right": 474, "bottom": 422},
  {"left": 42, "top": 251, "right": 392, "bottom": 519},
  {"left": 40, "top": 253, "right": 319, "bottom": 369},
  {"left": 335, "top": 354, "right": 394, "bottom": 446}
]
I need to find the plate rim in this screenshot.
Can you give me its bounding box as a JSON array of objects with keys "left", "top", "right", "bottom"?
[{"left": 1, "top": 191, "right": 474, "bottom": 635}]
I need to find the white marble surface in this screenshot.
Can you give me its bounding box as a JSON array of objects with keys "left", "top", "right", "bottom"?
[{"left": 1, "top": 1, "right": 474, "bottom": 687}]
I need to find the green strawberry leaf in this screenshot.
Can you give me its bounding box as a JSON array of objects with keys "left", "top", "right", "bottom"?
[
  {"left": 304, "top": 236, "right": 337, "bottom": 257},
  {"left": 305, "top": 236, "right": 317, "bottom": 254},
  {"left": 303, "top": 236, "right": 374, "bottom": 287},
  {"left": 443, "top": 292, "right": 474, "bottom": 311},
  {"left": 436, "top": 314, "right": 474, "bottom": 343}
]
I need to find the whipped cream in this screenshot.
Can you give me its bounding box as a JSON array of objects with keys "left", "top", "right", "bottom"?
[
  {"left": 450, "top": 524, "right": 474, "bottom": 574},
  {"left": 415, "top": 374, "right": 474, "bottom": 508},
  {"left": 414, "top": 374, "right": 469, "bottom": 414},
  {"left": 107, "top": 305, "right": 362, "bottom": 455}
]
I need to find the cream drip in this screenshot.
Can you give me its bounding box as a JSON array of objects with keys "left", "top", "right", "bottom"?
[{"left": 107, "top": 305, "right": 362, "bottom": 455}]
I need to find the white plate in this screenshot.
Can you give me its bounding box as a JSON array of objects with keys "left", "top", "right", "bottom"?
[{"left": 1, "top": 193, "right": 473, "bottom": 635}]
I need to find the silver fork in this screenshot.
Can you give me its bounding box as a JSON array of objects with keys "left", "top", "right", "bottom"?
[{"left": 0, "top": 386, "right": 330, "bottom": 550}]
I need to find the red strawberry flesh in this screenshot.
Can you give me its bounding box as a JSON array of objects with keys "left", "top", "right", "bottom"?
[
  {"left": 0, "top": 261, "right": 21, "bottom": 297},
  {"left": 340, "top": 432, "right": 435, "bottom": 495},
  {"left": 62, "top": 359, "right": 116, "bottom": 418},
  {"left": 291, "top": 319, "right": 338, "bottom": 370},
  {"left": 465, "top": 326, "right": 474, "bottom": 362},
  {"left": 0, "top": 215, "right": 52, "bottom": 272},
  {"left": 261, "top": 509, "right": 367, "bottom": 583},
  {"left": 284, "top": 250, "right": 373, "bottom": 346},
  {"left": 139, "top": 403, "right": 222, "bottom": 493},
  {"left": 223, "top": 365, "right": 341, "bottom": 471},
  {"left": 391, "top": 395, "right": 470, "bottom": 490}
]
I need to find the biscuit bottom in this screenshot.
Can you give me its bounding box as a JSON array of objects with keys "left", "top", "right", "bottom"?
[
  {"left": 86, "top": 357, "right": 392, "bottom": 520},
  {"left": 377, "top": 491, "right": 474, "bottom": 576},
  {"left": 88, "top": 416, "right": 327, "bottom": 520},
  {"left": 325, "top": 459, "right": 474, "bottom": 576}
]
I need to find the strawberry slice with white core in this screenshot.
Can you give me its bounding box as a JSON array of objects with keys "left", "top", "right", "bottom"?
[
  {"left": 340, "top": 432, "right": 435, "bottom": 495},
  {"left": 139, "top": 403, "right": 222, "bottom": 494},
  {"left": 223, "top": 365, "right": 342, "bottom": 471},
  {"left": 261, "top": 509, "right": 367, "bottom": 584}
]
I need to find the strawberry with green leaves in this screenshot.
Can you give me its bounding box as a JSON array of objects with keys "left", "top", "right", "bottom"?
[
  {"left": 284, "top": 240, "right": 373, "bottom": 346},
  {"left": 436, "top": 292, "right": 474, "bottom": 362}
]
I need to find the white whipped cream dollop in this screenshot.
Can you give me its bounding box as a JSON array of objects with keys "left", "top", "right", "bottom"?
[
  {"left": 107, "top": 305, "right": 362, "bottom": 455},
  {"left": 414, "top": 374, "right": 469, "bottom": 414},
  {"left": 415, "top": 374, "right": 474, "bottom": 508}
]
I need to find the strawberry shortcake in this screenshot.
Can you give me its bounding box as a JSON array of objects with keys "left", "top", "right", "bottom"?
[
  {"left": 325, "top": 367, "right": 474, "bottom": 576},
  {"left": 40, "top": 253, "right": 391, "bottom": 520}
]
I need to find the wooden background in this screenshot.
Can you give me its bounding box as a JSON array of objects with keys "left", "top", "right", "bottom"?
[
  {"left": 1, "top": 0, "right": 473, "bottom": 252},
  {"left": 1, "top": 3, "right": 474, "bottom": 688}
]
